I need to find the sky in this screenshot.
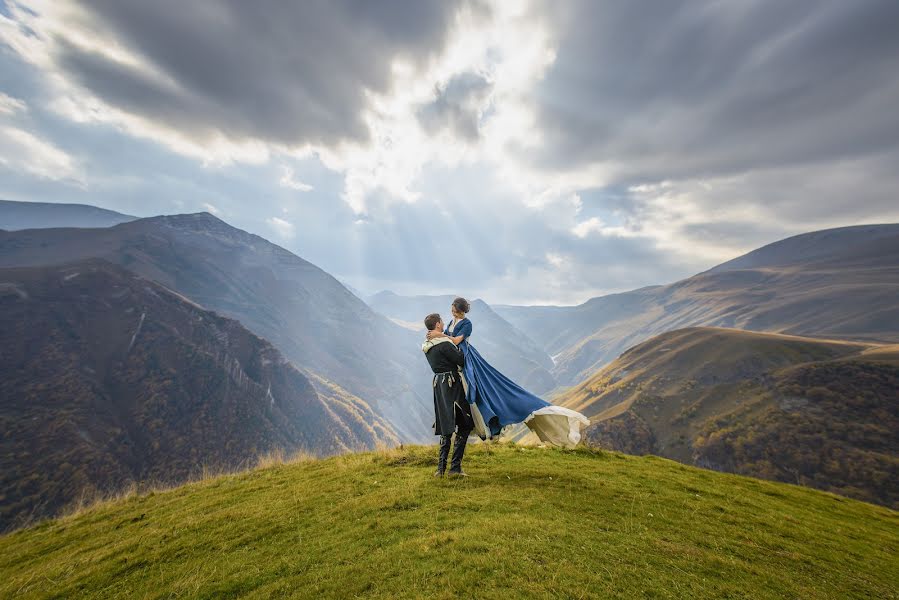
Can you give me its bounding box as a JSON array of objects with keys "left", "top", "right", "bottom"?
[{"left": 1, "top": 0, "right": 898, "bottom": 305}]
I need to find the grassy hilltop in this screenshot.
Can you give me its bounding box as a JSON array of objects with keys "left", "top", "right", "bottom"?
[{"left": 1, "top": 444, "right": 897, "bottom": 599}]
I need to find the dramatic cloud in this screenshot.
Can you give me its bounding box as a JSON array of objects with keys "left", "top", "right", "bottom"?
[
  {"left": 2, "top": 0, "right": 480, "bottom": 158},
  {"left": 529, "top": 0, "right": 899, "bottom": 182}
]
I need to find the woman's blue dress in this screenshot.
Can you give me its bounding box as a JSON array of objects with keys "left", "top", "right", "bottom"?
[{"left": 445, "top": 318, "right": 551, "bottom": 438}]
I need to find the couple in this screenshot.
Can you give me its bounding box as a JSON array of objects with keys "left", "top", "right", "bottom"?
[{"left": 421, "top": 297, "right": 590, "bottom": 477}]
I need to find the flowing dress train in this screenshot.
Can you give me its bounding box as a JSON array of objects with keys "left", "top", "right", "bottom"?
[{"left": 446, "top": 318, "right": 589, "bottom": 448}]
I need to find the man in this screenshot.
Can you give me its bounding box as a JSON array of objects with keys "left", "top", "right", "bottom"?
[{"left": 421, "top": 312, "right": 474, "bottom": 477}]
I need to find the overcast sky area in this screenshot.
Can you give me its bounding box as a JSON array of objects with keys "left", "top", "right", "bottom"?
[{"left": 1, "top": 1, "right": 898, "bottom": 305}]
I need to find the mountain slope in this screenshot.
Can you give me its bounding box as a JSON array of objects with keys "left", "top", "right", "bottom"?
[
  {"left": 0, "top": 199, "right": 136, "bottom": 230},
  {"left": 555, "top": 327, "right": 899, "bottom": 507},
  {"left": 707, "top": 223, "right": 899, "bottom": 272},
  {"left": 368, "top": 291, "right": 557, "bottom": 393},
  {"left": 496, "top": 223, "right": 899, "bottom": 385},
  {"left": 0, "top": 260, "right": 398, "bottom": 531},
  {"left": 0, "top": 444, "right": 896, "bottom": 599},
  {"left": 0, "top": 212, "right": 432, "bottom": 441}
]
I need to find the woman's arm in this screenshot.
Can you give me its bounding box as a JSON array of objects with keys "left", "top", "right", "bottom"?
[{"left": 425, "top": 330, "right": 464, "bottom": 344}]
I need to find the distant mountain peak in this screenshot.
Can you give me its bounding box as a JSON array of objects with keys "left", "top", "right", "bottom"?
[
  {"left": 123, "top": 212, "right": 314, "bottom": 264},
  {"left": 138, "top": 211, "right": 232, "bottom": 233}
]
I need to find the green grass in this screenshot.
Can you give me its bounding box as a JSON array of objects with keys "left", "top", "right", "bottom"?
[{"left": 1, "top": 444, "right": 897, "bottom": 599}]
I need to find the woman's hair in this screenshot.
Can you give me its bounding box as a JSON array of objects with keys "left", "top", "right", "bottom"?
[{"left": 452, "top": 297, "right": 471, "bottom": 314}]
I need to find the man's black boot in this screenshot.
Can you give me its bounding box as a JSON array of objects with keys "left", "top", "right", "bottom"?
[
  {"left": 435, "top": 435, "right": 451, "bottom": 477},
  {"left": 448, "top": 430, "right": 470, "bottom": 477}
]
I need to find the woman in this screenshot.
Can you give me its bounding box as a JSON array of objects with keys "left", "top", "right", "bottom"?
[{"left": 427, "top": 297, "right": 589, "bottom": 448}]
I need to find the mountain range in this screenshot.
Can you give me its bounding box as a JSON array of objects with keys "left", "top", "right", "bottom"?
[
  {"left": 0, "top": 211, "right": 433, "bottom": 442},
  {"left": 0, "top": 259, "right": 397, "bottom": 530},
  {"left": 2, "top": 199, "right": 897, "bottom": 519},
  {"left": 495, "top": 223, "right": 899, "bottom": 385}
]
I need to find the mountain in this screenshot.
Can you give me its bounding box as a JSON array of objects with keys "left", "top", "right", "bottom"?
[
  {"left": 0, "top": 199, "right": 136, "bottom": 230},
  {"left": 554, "top": 326, "right": 899, "bottom": 507},
  {"left": 706, "top": 223, "right": 899, "bottom": 273},
  {"left": 0, "top": 212, "right": 432, "bottom": 441},
  {"left": 0, "top": 260, "right": 397, "bottom": 531},
  {"left": 496, "top": 224, "right": 899, "bottom": 386},
  {"left": 1, "top": 444, "right": 896, "bottom": 598},
  {"left": 368, "top": 291, "right": 557, "bottom": 393}
]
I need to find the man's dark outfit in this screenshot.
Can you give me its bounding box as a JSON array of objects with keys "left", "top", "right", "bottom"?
[{"left": 421, "top": 337, "right": 474, "bottom": 476}]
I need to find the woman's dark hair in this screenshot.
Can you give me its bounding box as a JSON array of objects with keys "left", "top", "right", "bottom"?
[
  {"left": 452, "top": 297, "right": 471, "bottom": 314},
  {"left": 424, "top": 313, "right": 442, "bottom": 330}
]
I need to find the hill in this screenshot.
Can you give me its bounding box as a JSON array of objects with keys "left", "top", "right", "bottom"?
[
  {"left": 496, "top": 223, "right": 899, "bottom": 386},
  {"left": 0, "top": 444, "right": 895, "bottom": 598},
  {"left": 0, "top": 212, "right": 432, "bottom": 441},
  {"left": 368, "top": 291, "right": 557, "bottom": 393},
  {"left": 706, "top": 223, "right": 899, "bottom": 272},
  {"left": 554, "top": 327, "right": 899, "bottom": 507},
  {"left": 0, "top": 200, "right": 135, "bottom": 230},
  {"left": 0, "top": 260, "right": 397, "bottom": 531}
]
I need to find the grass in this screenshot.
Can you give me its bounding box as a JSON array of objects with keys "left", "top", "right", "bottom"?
[{"left": 1, "top": 443, "right": 896, "bottom": 599}]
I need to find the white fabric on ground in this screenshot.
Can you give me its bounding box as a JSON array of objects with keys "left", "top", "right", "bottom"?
[{"left": 523, "top": 406, "right": 590, "bottom": 448}]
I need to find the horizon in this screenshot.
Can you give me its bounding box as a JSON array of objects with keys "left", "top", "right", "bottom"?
[{"left": 1, "top": 1, "right": 898, "bottom": 304}]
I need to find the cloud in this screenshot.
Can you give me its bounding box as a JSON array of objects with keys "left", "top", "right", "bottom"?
[
  {"left": 279, "top": 166, "right": 313, "bottom": 192},
  {"left": 201, "top": 202, "right": 220, "bottom": 216},
  {"left": 618, "top": 154, "right": 899, "bottom": 262},
  {"left": 0, "top": 124, "right": 81, "bottom": 183},
  {"left": 416, "top": 71, "right": 493, "bottom": 141},
  {"left": 0, "top": 92, "right": 26, "bottom": 115},
  {"left": 571, "top": 217, "right": 603, "bottom": 239},
  {"left": 1, "top": 0, "right": 478, "bottom": 159},
  {"left": 266, "top": 216, "right": 295, "bottom": 240},
  {"left": 527, "top": 0, "right": 899, "bottom": 184}
]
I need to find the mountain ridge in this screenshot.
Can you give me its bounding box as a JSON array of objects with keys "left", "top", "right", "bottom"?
[
  {"left": 0, "top": 211, "right": 433, "bottom": 442},
  {"left": 0, "top": 259, "right": 398, "bottom": 531},
  {"left": 0, "top": 199, "right": 136, "bottom": 231},
  {"left": 496, "top": 223, "right": 899, "bottom": 385}
]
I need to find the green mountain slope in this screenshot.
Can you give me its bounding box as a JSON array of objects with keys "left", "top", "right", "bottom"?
[
  {"left": 1, "top": 445, "right": 896, "bottom": 599},
  {"left": 554, "top": 327, "right": 899, "bottom": 507}
]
